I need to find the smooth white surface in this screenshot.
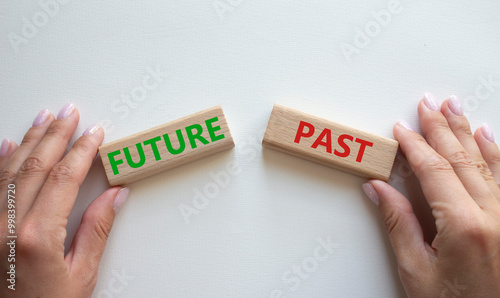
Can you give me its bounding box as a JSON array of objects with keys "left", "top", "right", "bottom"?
[{"left": 2, "top": 1, "right": 500, "bottom": 297}]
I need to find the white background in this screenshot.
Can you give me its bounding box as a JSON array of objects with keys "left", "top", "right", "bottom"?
[{"left": 2, "top": 1, "right": 500, "bottom": 297}]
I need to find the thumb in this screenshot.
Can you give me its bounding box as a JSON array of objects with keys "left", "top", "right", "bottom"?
[
  {"left": 363, "top": 180, "right": 432, "bottom": 270},
  {"left": 66, "top": 187, "right": 129, "bottom": 283}
]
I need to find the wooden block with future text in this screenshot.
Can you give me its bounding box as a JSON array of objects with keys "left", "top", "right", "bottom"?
[
  {"left": 99, "top": 106, "right": 234, "bottom": 186},
  {"left": 262, "top": 104, "right": 398, "bottom": 181}
]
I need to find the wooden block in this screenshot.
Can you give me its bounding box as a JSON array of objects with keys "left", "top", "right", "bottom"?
[
  {"left": 99, "top": 106, "right": 234, "bottom": 186},
  {"left": 262, "top": 104, "right": 398, "bottom": 181}
]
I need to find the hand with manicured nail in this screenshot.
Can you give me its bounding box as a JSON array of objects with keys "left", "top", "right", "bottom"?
[
  {"left": 0, "top": 104, "right": 129, "bottom": 297},
  {"left": 363, "top": 93, "right": 500, "bottom": 297}
]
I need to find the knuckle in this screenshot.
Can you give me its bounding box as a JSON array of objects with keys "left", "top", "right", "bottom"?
[
  {"left": 456, "top": 220, "right": 493, "bottom": 250},
  {"left": 414, "top": 154, "right": 453, "bottom": 177},
  {"left": 448, "top": 150, "right": 475, "bottom": 169},
  {"left": 44, "top": 122, "right": 71, "bottom": 148},
  {"left": 429, "top": 119, "right": 451, "bottom": 135},
  {"left": 17, "top": 221, "right": 66, "bottom": 257},
  {"left": 49, "top": 162, "right": 75, "bottom": 185},
  {"left": 412, "top": 137, "right": 429, "bottom": 147},
  {"left": 383, "top": 211, "right": 401, "bottom": 237},
  {"left": 90, "top": 216, "right": 113, "bottom": 243},
  {"left": 476, "top": 160, "right": 494, "bottom": 181},
  {"left": 18, "top": 156, "right": 47, "bottom": 177},
  {"left": 0, "top": 169, "right": 17, "bottom": 186},
  {"left": 452, "top": 121, "right": 474, "bottom": 138},
  {"left": 17, "top": 221, "right": 44, "bottom": 256},
  {"left": 45, "top": 122, "right": 67, "bottom": 138}
]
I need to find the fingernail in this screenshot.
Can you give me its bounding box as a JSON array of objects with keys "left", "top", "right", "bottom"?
[
  {"left": 396, "top": 120, "right": 414, "bottom": 131},
  {"left": 362, "top": 183, "right": 379, "bottom": 206},
  {"left": 447, "top": 95, "right": 463, "bottom": 116},
  {"left": 0, "top": 138, "right": 10, "bottom": 158},
  {"left": 113, "top": 187, "right": 129, "bottom": 213},
  {"left": 57, "top": 103, "right": 75, "bottom": 120},
  {"left": 32, "top": 109, "right": 51, "bottom": 127},
  {"left": 423, "top": 92, "right": 439, "bottom": 111},
  {"left": 482, "top": 123, "right": 495, "bottom": 143},
  {"left": 83, "top": 123, "right": 102, "bottom": 136}
]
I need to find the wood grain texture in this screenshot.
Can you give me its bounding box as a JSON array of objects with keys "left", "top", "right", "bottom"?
[
  {"left": 262, "top": 104, "right": 398, "bottom": 181},
  {"left": 99, "top": 106, "right": 234, "bottom": 185}
]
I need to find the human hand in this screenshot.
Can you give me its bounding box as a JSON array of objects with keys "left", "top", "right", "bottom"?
[
  {"left": 362, "top": 94, "right": 500, "bottom": 297},
  {"left": 0, "top": 104, "right": 129, "bottom": 297}
]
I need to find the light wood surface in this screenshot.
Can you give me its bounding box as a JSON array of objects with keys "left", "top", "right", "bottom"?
[
  {"left": 99, "top": 106, "right": 234, "bottom": 185},
  {"left": 262, "top": 104, "right": 398, "bottom": 181}
]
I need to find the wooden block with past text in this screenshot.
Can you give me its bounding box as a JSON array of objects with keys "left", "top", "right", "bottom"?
[
  {"left": 262, "top": 104, "right": 398, "bottom": 181},
  {"left": 99, "top": 106, "right": 234, "bottom": 186}
]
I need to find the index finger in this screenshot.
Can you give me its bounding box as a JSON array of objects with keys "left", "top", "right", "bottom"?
[
  {"left": 28, "top": 124, "right": 105, "bottom": 223},
  {"left": 394, "top": 121, "right": 477, "bottom": 216},
  {"left": 0, "top": 139, "right": 18, "bottom": 170}
]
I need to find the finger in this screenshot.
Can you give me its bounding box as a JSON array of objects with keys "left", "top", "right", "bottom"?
[
  {"left": 418, "top": 93, "right": 494, "bottom": 205},
  {"left": 0, "top": 138, "right": 18, "bottom": 169},
  {"left": 474, "top": 124, "right": 500, "bottom": 188},
  {"left": 363, "top": 180, "right": 434, "bottom": 273},
  {"left": 15, "top": 104, "right": 80, "bottom": 219},
  {"left": 30, "top": 124, "right": 104, "bottom": 221},
  {"left": 0, "top": 139, "right": 18, "bottom": 211},
  {"left": 66, "top": 187, "right": 129, "bottom": 287},
  {"left": 394, "top": 120, "right": 474, "bottom": 214},
  {"left": 0, "top": 109, "right": 54, "bottom": 188},
  {"left": 441, "top": 96, "right": 500, "bottom": 197}
]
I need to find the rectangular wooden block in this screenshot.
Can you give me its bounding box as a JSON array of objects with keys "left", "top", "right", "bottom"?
[
  {"left": 99, "top": 106, "right": 234, "bottom": 186},
  {"left": 262, "top": 104, "right": 398, "bottom": 181}
]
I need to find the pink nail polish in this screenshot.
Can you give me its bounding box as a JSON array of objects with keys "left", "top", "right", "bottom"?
[
  {"left": 396, "top": 120, "right": 414, "bottom": 131},
  {"left": 57, "top": 103, "right": 75, "bottom": 120},
  {"left": 0, "top": 138, "right": 10, "bottom": 158},
  {"left": 113, "top": 188, "right": 130, "bottom": 212},
  {"left": 423, "top": 92, "right": 439, "bottom": 111},
  {"left": 362, "top": 183, "right": 379, "bottom": 206},
  {"left": 447, "top": 95, "right": 463, "bottom": 116},
  {"left": 32, "top": 109, "right": 51, "bottom": 127},
  {"left": 482, "top": 123, "right": 495, "bottom": 143},
  {"left": 83, "top": 123, "right": 102, "bottom": 136}
]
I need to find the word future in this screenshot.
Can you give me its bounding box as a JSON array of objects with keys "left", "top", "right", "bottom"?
[
  {"left": 262, "top": 104, "right": 398, "bottom": 181},
  {"left": 99, "top": 106, "right": 234, "bottom": 185}
]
